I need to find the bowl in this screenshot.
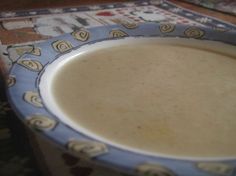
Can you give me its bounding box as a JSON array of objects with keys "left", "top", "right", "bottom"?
[{"left": 7, "top": 23, "right": 236, "bottom": 176}]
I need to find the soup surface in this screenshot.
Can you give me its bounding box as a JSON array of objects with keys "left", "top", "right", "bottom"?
[{"left": 50, "top": 38, "right": 236, "bottom": 158}]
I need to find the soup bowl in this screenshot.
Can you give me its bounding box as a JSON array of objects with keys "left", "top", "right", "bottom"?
[{"left": 7, "top": 23, "right": 236, "bottom": 176}]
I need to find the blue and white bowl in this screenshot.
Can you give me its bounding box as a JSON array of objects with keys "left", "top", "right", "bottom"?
[{"left": 7, "top": 23, "right": 236, "bottom": 176}]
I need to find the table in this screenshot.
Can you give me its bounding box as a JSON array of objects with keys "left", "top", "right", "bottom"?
[{"left": 0, "top": 0, "right": 235, "bottom": 47}]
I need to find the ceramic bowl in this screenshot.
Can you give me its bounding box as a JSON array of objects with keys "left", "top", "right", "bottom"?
[{"left": 7, "top": 23, "right": 236, "bottom": 176}]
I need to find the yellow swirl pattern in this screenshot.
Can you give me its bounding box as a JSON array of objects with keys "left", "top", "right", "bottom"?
[
  {"left": 17, "top": 59, "right": 43, "bottom": 72},
  {"left": 159, "top": 23, "right": 175, "bottom": 33},
  {"left": 136, "top": 163, "right": 176, "bottom": 176},
  {"left": 184, "top": 27, "right": 205, "bottom": 39},
  {"left": 197, "top": 163, "right": 234, "bottom": 175},
  {"left": 16, "top": 47, "right": 33, "bottom": 56},
  {"left": 67, "top": 140, "right": 108, "bottom": 158},
  {"left": 27, "top": 114, "right": 57, "bottom": 131},
  {"left": 109, "top": 29, "right": 128, "bottom": 38},
  {"left": 6, "top": 75, "right": 16, "bottom": 87},
  {"left": 24, "top": 91, "right": 43, "bottom": 108},
  {"left": 121, "top": 21, "right": 138, "bottom": 29},
  {"left": 52, "top": 40, "right": 73, "bottom": 53},
  {"left": 31, "top": 47, "right": 41, "bottom": 56},
  {"left": 72, "top": 30, "right": 90, "bottom": 42}
]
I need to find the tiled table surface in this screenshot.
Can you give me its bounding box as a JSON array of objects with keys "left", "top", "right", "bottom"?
[{"left": 0, "top": 1, "right": 235, "bottom": 176}]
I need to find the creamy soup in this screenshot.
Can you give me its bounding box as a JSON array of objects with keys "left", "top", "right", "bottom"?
[{"left": 50, "top": 38, "right": 236, "bottom": 158}]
